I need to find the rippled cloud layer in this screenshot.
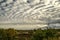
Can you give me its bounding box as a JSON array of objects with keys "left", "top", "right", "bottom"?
[{"left": 0, "top": 0, "right": 60, "bottom": 29}]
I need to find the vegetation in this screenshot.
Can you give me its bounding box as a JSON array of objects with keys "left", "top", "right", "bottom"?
[{"left": 0, "top": 28, "right": 60, "bottom": 40}]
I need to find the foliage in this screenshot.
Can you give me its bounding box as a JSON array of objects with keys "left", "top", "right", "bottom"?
[{"left": 0, "top": 28, "right": 60, "bottom": 40}]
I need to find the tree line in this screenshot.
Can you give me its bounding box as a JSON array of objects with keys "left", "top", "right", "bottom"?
[{"left": 0, "top": 28, "right": 60, "bottom": 40}]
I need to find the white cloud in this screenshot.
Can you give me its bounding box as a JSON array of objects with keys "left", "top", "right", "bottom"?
[{"left": 0, "top": 0, "right": 60, "bottom": 29}]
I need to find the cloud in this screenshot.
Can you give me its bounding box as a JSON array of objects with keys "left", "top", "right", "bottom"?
[{"left": 0, "top": 0, "right": 60, "bottom": 29}]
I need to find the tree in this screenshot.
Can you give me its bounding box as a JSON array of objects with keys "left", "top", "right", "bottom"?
[
  {"left": 45, "top": 29, "right": 56, "bottom": 40},
  {"left": 32, "top": 29, "right": 46, "bottom": 40},
  {"left": 6, "top": 28, "right": 17, "bottom": 40},
  {"left": 0, "top": 29, "right": 7, "bottom": 40}
]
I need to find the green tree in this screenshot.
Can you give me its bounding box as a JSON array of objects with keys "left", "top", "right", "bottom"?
[
  {"left": 32, "top": 29, "right": 45, "bottom": 40},
  {"left": 0, "top": 29, "right": 7, "bottom": 40},
  {"left": 45, "top": 29, "right": 56, "bottom": 40}
]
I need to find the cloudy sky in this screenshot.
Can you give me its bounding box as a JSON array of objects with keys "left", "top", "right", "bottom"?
[{"left": 0, "top": 0, "right": 60, "bottom": 30}]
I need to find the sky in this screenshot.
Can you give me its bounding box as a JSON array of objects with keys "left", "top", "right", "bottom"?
[{"left": 0, "top": 0, "right": 60, "bottom": 30}]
